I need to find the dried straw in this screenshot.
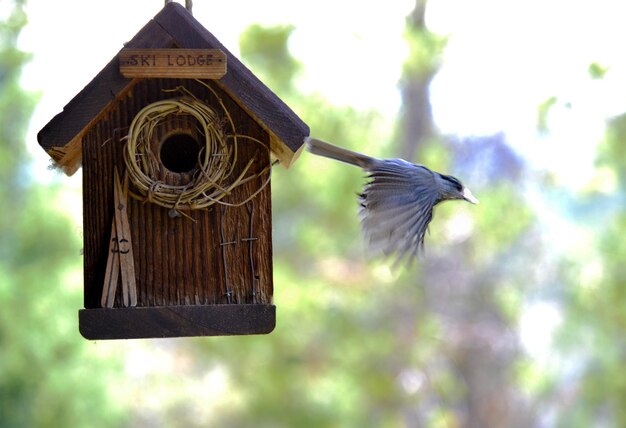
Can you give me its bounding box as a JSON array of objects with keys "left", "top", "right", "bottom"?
[{"left": 123, "top": 81, "right": 272, "bottom": 217}]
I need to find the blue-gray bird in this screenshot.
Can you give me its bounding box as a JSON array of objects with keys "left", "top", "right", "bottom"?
[{"left": 306, "top": 138, "right": 478, "bottom": 263}]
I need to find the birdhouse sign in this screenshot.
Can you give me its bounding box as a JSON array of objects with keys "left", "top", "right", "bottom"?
[{"left": 37, "top": 3, "right": 309, "bottom": 339}]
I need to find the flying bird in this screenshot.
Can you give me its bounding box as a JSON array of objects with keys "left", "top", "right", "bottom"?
[{"left": 306, "top": 138, "right": 478, "bottom": 263}]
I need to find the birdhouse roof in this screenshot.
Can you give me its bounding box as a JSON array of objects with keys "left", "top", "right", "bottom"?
[{"left": 37, "top": 2, "right": 310, "bottom": 176}]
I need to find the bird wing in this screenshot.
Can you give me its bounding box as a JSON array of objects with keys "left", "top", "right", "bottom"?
[{"left": 359, "top": 159, "right": 439, "bottom": 264}]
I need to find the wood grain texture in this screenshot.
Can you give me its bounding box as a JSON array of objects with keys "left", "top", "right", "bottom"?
[
  {"left": 112, "top": 168, "right": 137, "bottom": 307},
  {"left": 119, "top": 48, "right": 226, "bottom": 79},
  {"left": 79, "top": 305, "right": 276, "bottom": 339},
  {"left": 82, "top": 79, "right": 273, "bottom": 316},
  {"left": 101, "top": 220, "right": 120, "bottom": 308}
]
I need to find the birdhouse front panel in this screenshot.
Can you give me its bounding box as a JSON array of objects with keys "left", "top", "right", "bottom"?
[
  {"left": 79, "top": 78, "right": 274, "bottom": 338},
  {"left": 37, "top": 2, "right": 310, "bottom": 340}
]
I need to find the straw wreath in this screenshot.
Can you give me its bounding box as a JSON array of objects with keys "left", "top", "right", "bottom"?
[{"left": 123, "top": 81, "right": 272, "bottom": 218}]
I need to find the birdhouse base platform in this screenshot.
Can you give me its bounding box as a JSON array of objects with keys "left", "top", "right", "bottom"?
[{"left": 78, "top": 304, "right": 275, "bottom": 340}]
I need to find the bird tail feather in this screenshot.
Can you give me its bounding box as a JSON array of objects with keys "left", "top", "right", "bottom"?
[{"left": 306, "top": 138, "right": 374, "bottom": 169}]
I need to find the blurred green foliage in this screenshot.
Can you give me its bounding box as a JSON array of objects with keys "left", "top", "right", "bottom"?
[
  {"left": 550, "top": 111, "right": 626, "bottom": 428},
  {"left": 239, "top": 24, "right": 301, "bottom": 95},
  {"left": 0, "top": 2, "right": 125, "bottom": 427},
  {"left": 5, "top": 1, "right": 626, "bottom": 427},
  {"left": 588, "top": 62, "right": 609, "bottom": 80},
  {"left": 194, "top": 11, "right": 537, "bottom": 428}
]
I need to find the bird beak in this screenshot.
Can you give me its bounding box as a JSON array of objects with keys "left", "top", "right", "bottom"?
[{"left": 462, "top": 187, "right": 479, "bottom": 204}]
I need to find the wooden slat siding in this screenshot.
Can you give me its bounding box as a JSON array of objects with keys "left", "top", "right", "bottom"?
[
  {"left": 152, "top": 196, "right": 165, "bottom": 305},
  {"left": 83, "top": 114, "right": 117, "bottom": 308},
  {"left": 258, "top": 182, "right": 273, "bottom": 303},
  {"left": 37, "top": 20, "right": 174, "bottom": 174},
  {"left": 207, "top": 205, "right": 220, "bottom": 304},
  {"left": 135, "top": 182, "right": 146, "bottom": 305},
  {"left": 153, "top": 3, "right": 309, "bottom": 158},
  {"left": 236, "top": 101, "right": 273, "bottom": 303},
  {"left": 82, "top": 77, "right": 273, "bottom": 310}
]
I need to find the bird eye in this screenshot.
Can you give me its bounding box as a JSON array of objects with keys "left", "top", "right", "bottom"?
[
  {"left": 452, "top": 179, "right": 463, "bottom": 192},
  {"left": 443, "top": 175, "right": 463, "bottom": 192}
]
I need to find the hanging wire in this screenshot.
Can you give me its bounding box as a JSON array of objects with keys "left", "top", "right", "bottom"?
[{"left": 164, "top": 0, "right": 193, "bottom": 14}]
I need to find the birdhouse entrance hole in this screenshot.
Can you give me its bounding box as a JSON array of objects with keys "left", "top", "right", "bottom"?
[{"left": 160, "top": 132, "right": 201, "bottom": 173}]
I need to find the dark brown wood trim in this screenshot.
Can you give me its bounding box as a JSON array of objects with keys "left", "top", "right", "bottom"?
[
  {"left": 37, "top": 20, "right": 175, "bottom": 152},
  {"left": 79, "top": 304, "right": 276, "bottom": 339}
]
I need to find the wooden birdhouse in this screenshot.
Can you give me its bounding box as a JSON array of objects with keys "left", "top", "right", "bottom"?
[{"left": 37, "top": 3, "right": 309, "bottom": 339}]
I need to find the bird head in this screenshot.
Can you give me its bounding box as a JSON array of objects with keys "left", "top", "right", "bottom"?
[{"left": 436, "top": 174, "right": 479, "bottom": 204}]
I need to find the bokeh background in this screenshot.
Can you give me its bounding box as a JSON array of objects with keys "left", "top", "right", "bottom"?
[{"left": 3, "top": 0, "right": 626, "bottom": 426}]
